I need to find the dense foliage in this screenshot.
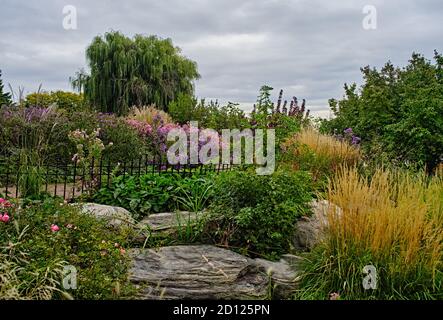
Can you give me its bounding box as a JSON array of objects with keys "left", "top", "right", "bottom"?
[
  {"left": 24, "top": 91, "right": 86, "bottom": 112},
  {"left": 320, "top": 52, "right": 443, "bottom": 172},
  {"left": 93, "top": 173, "right": 215, "bottom": 219},
  {"left": 205, "top": 169, "right": 313, "bottom": 260},
  {"left": 168, "top": 93, "right": 250, "bottom": 131},
  {"left": 0, "top": 198, "right": 135, "bottom": 299},
  {"left": 71, "top": 31, "right": 200, "bottom": 115},
  {"left": 0, "top": 107, "right": 147, "bottom": 164}
]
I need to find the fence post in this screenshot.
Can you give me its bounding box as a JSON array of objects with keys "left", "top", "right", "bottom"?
[
  {"left": 72, "top": 159, "right": 77, "bottom": 200},
  {"left": 5, "top": 156, "right": 10, "bottom": 199}
]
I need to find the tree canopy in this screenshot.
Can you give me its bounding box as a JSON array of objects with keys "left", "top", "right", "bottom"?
[
  {"left": 0, "top": 70, "right": 12, "bottom": 106},
  {"left": 72, "top": 31, "right": 200, "bottom": 115},
  {"left": 320, "top": 52, "right": 443, "bottom": 172}
]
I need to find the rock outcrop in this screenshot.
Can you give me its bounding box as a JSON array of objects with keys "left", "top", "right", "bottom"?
[
  {"left": 79, "top": 203, "right": 136, "bottom": 228},
  {"left": 129, "top": 245, "right": 299, "bottom": 300},
  {"left": 293, "top": 200, "right": 342, "bottom": 251}
]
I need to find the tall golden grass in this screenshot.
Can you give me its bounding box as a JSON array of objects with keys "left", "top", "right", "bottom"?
[
  {"left": 282, "top": 128, "right": 361, "bottom": 181},
  {"left": 296, "top": 128, "right": 361, "bottom": 163},
  {"left": 326, "top": 166, "right": 443, "bottom": 290},
  {"left": 127, "top": 105, "right": 172, "bottom": 125}
]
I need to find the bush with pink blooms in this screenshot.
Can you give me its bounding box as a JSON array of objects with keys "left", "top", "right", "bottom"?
[
  {"left": 0, "top": 198, "right": 137, "bottom": 299},
  {"left": 0, "top": 198, "right": 14, "bottom": 224}
]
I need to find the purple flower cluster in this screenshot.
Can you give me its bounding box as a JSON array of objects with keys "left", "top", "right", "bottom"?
[
  {"left": 333, "top": 128, "right": 362, "bottom": 146},
  {"left": 126, "top": 117, "right": 224, "bottom": 163},
  {"left": 0, "top": 106, "right": 54, "bottom": 123},
  {"left": 344, "top": 128, "right": 361, "bottom": 146}
]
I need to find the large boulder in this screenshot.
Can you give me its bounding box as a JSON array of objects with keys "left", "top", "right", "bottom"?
[
  {"left": 254, "top": 256, "right": 302, "bottom": 299},
  {"left": 293, "top": 200, "right": 342, "bottom": 251},
  {"left": 128, "top": 245, "right": 299, "bottom": 300},
  {"left": 79, "top": 203, "right": 136, "bottom": 228}
]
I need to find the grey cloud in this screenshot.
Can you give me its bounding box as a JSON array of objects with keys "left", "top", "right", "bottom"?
[{"left": 1, "top": 0, "right": 442, "bottom": 117}]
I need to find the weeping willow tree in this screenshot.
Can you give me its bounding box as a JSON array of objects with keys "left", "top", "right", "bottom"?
[{"left": 71, "top": 31, "right": 200, "bottom": 115}]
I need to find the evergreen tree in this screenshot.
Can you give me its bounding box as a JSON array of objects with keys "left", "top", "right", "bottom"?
[{"left": 0, "top": 70, "right": 12, "bottom": 106}]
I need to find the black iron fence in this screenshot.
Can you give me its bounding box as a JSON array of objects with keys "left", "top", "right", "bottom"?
[{"left": 0, "top": 154, "right": 233, "bottom": 200}]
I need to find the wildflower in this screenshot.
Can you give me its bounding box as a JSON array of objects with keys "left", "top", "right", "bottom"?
[
  {"left": 329, "top": 292, "right": 341, "bottom": 300},
  {"left": 352, "top": 136, "right": 362, "bottom": 145},
  {"left": 0, "top": 198, "right": 11, "bottom": 207},
  {"left": 344, "top": 128, "right": 353, "bottom": 135},
  {"left": 1, "top": 214, "right": 10, "bottom": 223},
  {"left": 114, "top": 243, "right": 120, "bottom": 248},
  {"left": 51, "top": 224, "right": 60, "bottom": 232},
  {"left": 120, "top": 248, "right": 126, "bottom": 255}
]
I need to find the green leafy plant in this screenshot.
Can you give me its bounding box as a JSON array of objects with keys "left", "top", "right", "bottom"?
[
  {"left": 93, "top": 173, "right": 215, "bottom": 219},
  {"left": 174, "top": 176, "right": 214, "bottom": 212},
  {"left": 17, "top": 150, "right": 45, "bottom": 199},
  {"left": 0, "top": 198, "right": 136, "bottom": 299},
  {"left": 204, "top": 169, "right": 313, "bottom": 260}
]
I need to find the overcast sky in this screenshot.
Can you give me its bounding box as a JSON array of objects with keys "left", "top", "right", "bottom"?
[{"left": 1, "top": 0, "right": 442, "bottom": 117}]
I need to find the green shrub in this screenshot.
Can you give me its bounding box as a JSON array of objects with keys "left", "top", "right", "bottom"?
[
  {"left": 0, "top": 198, "right": 135, "bottom": 300},
  {"left": 320, "top": 52, "right": 443, "bottom": 172},
  {"left": 205, "top": 169, "right": 313, "bottom": 260},
  {"left": 168, "top": 93, "right": 249, "bottom": 131},
  {"left": 25, "top": 91, "right": 87, "bottom": 112},
  {"left": 93, "top": 173, "right": 215, "bottom": 219},
  {"left": 0, "top": 107, "right": 148, "bottom": 165}
]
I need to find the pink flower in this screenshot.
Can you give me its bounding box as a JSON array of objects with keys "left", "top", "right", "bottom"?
[
  {"left": 0, "top": 198, "right": 5, "bottom": 204},
  {"left": 51, "top": 224, "right": 60, "bottom": 232},
  {"left": 329, "top": 292, "right": 341, "bottom": 300},
  {"left": 1, "top": 214, "right": 10, "bottom": 223}
]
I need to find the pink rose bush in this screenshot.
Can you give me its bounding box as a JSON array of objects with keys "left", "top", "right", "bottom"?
[{"left": 0, "top": 198, "right": 14, "bottom": 224}]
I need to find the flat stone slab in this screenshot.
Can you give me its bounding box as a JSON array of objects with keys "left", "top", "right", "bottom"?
[
  {"left": 128, "top": 245, "right": 299, "bottom": 300},
  {"left": 137, "top": 211, "right": 203, "bottom": 232}
]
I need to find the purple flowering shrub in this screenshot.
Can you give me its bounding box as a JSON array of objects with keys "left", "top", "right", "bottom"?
[
  {"left": 127, "top": 114, "right": 225, "bottom": 164},
  {"left": 339, "top": 128, "right": 362, "bottom": 146},
  {"left": 0, "top": 107, "right": 148, "bottom": 164}
]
